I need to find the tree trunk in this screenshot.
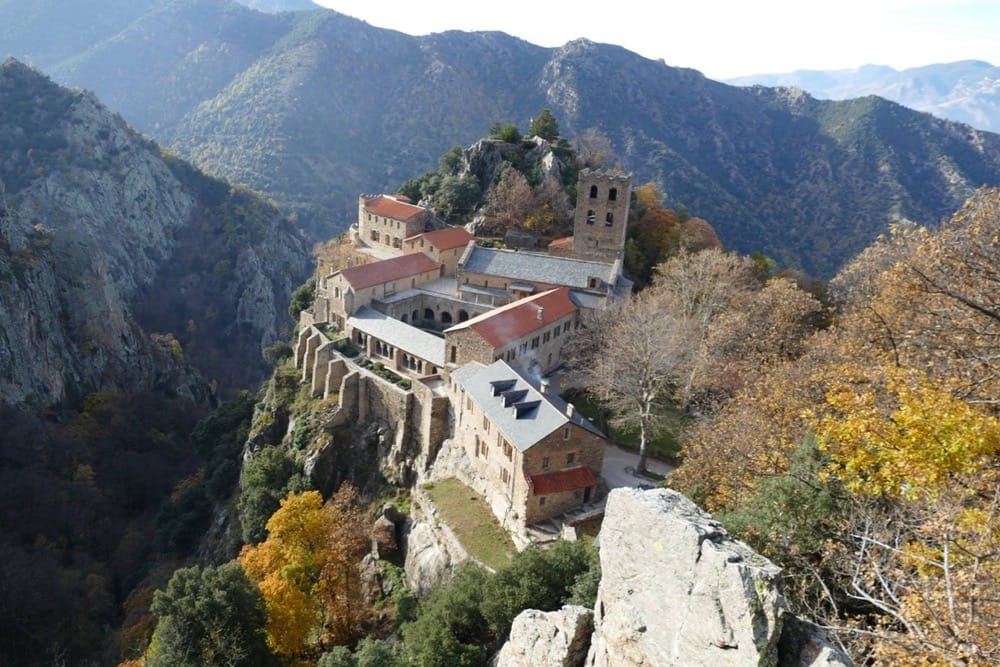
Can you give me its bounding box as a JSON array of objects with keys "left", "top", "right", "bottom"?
[{"left": 637, "top": 412, "right": 650, "bottom": 474}]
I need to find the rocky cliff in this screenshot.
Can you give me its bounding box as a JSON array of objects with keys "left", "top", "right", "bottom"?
[
  {"left": 496, "top": 488, "right": 851, "bottom": 667},
  {"left": 0, "top": 59, "right": 309, "bottom": 406}
]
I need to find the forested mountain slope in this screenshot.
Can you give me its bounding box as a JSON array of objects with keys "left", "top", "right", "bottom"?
[{"left": 3, "top": 1, "right": 1000, "bottom": 275}]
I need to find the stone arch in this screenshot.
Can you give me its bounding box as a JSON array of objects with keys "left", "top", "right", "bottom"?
[
  {"left": 424, "top": 308, "right": 435, "bottom": 321},
  {"left": 458, "top": 309, "right": 469, "bottom": 322},
  {"left": 401, "top": 313, "right": 409, "bottom": 323},
  {"left": 412, "top": 309, "right": 419, "bottom": 322},
  {"left": 440, "top": 311, "right": 453, "bottom": 325}
]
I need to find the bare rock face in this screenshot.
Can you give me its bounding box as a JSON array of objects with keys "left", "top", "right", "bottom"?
[
  {"left": 495, "top": 605, "right": 594, "bottom": 667},
  {"left": 586, "top": 488, "right": 785, "bottom": 667},
  {"left": 403, "top": 520, "right": 454, "bottom": 597}
]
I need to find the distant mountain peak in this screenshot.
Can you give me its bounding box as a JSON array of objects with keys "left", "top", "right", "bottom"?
[{"left": 727, "top": 60, "right": 1000, "bottom": 132}]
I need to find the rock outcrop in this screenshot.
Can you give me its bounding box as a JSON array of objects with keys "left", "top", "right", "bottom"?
[
  {"left": 495, "top": 605, "right": 594, "bottom": 667},
  {"left": 582, "top": 488, "right": 850, "bottom": 667}
]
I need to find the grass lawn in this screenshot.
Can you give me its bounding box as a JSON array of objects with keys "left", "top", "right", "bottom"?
[
  {"left": 424, "top": 478, "right": 515, "bottom": 570},
  {"left": 564, "top": 389, "right": 685, "bottom": 459}
]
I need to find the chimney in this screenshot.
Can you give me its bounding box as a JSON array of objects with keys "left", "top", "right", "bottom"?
[
  {"left": 537, "top": 307, "right": 544, "bottom": 323},
  {"left": 567, "top": 403, "right": 575, "bottom": 418},
  {"left": 540, "top": 378, "right": 550, "bottom": 394}
]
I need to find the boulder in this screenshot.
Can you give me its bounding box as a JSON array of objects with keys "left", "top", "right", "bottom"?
[
  {"left": 586, "top": 488, "right": 785, "bottom": 667},
  {"left": 495, "top": 605, "right": 593, "bottom": 667},
  {"left": 403, "top": 520, "right": 452, "bottom": 596}
]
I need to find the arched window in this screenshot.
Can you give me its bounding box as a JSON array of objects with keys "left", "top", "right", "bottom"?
[
  {"left": 441, "top": 312, "right": 453, "bottom": 325},
  {"left": 458, "top": 310, "right": 469, "bottom": 322},
  {"left": 424, "top": 308, "right": 434, "bottom": 321},
  {"left": 605, "top": 211, "right": 614, "bottom": 226},
  {"left": 401, "top": 314, "right": 408, "bottom": 323},
  {"left": 589, "top": 185, "right": 598, "bottom": 199},
  {"left": 586, "top": 209, "right": 595, "bottom": 225},
  {"left": 412, "top": 309, "right": 419, "bottom": 322},
  {"left": 609, "top": 187, "right": 618, "bottom": 201}
]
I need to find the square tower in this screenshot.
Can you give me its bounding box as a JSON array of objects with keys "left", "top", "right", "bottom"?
[{"left": 571, "top": 169, "right": 632, "bottom": 264}]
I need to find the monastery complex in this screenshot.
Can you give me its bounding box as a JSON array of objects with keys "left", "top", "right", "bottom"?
[{"left": 297, "top": 169, "right": 633, "bottom": 544}]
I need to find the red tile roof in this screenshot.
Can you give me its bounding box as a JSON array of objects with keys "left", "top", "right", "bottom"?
[
  {"left": 408, "top": 227, "right": 475, "bottom": 251},
  {"left": 530, "top": 466, "right": 597, "bottom": 495},
  {"left": 446, "top": 287, "right": 577, "bottom": 348},
  {"left": 548, "top": 236, "right": 573, "bottom": 248},
  {"left": 364, "top": 195, "right": 427, "bottom": 222},
  {"left": 341, "top": 253, "right": 439, "bottom": 290}
]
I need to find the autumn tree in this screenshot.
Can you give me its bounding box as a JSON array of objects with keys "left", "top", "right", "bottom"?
[
  {"left": 239, "top": 485, "right": 371, "bottom": 659},
  {"left": 484, "top": 164, "right": 534, "bottom": 232},
  {"left": 577, "top": 290, "right": 696, "bottom": 474},
  {"left": 673, "top": 189, "right": 1000, "bottom": 663},
  {"left": 649, "top": 248, "right": 757, "bottom": 410}
]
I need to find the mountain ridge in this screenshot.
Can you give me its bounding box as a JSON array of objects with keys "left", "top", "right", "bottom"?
[
  {"left": 727, "top": 60, "right": 1000, "bottom": 133},
  {"left": 3, "top": 2, "right": 1000, "bottom": 276}
]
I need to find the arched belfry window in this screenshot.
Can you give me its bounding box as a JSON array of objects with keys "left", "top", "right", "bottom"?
[
  {"left": 589, "top": 185, "right": 598, "bottom": 199},
  {"left": 586, "top": 209, "right": 596, "bottom": 224},
  {"left": 609, "top": 187, "right": 618, "bottom": 201},
  {"left": 605, "top": 212, "right": 614, "bottom": 226}
]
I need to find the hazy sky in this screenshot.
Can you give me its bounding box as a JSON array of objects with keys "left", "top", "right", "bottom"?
[{"left": 312, "top": 0, "right": 1000, "bottom": 79}]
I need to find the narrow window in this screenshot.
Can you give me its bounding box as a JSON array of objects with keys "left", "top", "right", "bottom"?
[
  {"left": 542, "top": 456, "right": 550, "bottom": 469},
  {"left": 586, "top": 209, "right": 595, "bottom": 225},
  {"left": 605, "top": 212, "right": 614, "bottom": 226},
  {"left": 589, "top": 185, "right": 598, "bottom": 199},
  {"left": 609, "top": 187, "right": 617, "bottom": 201},
  {"left": 567, "top": 452, "right": 575, "bottom": 464},
  {"left": 539, "top": 496, "right": 546, "bottom": 506},
  {"left": 563, "top": 427, "right": 570, "bottom": 440}
]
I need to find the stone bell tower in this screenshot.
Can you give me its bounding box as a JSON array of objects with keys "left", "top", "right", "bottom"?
[{"left": 571, "top": 168, "right": 632, "bottom": 264}]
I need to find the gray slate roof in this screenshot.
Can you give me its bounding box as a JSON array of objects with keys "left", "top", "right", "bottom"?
[
  {"left": 451, "top": 360, "right": 604, "bottom": 452},
  {"left": 348, "top": 306, "right": 445, "bottom": 367},
  {"left": 461, "top": 246, "right": 618, "bottom": 291}
]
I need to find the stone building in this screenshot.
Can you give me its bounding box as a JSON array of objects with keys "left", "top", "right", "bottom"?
[
  {"left": 571, "top": 169, "right": 632, "bottom": 264},
  {"left": 443, "top": 287, "right": 578, "bottom": 374},
  {"left": 320, "top": 252, "right": 441, "bottom": 328},
  {"left": 448, "top": 360, "right": 605, "bottom": 530},
  {"left": 402, "top": 227, "right": 475, "bottom": 275},
  {"left": 356, "top": 194, "right": 430, "bottom": 253}
]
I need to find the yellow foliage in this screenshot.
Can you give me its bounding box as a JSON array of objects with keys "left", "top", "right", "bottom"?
[
  {"left": 817, "top": 368, "right": 1000, "bottom": 498},
  {"left": 238, "top": 486, "right": 371, "bottom": 659}
]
